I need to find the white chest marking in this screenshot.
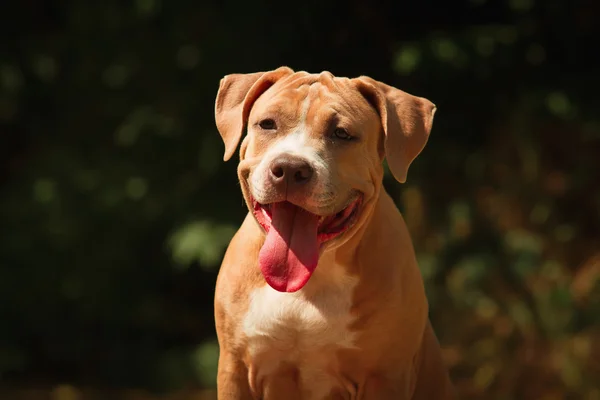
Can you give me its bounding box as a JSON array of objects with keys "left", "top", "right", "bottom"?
[{"left": 242, "top": 267, "right": 358, "bottom": 398}]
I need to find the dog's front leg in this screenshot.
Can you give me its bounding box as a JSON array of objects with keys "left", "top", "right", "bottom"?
[
  {"left": 261, "top": 364, "right": 302, "bottom": 400},
  {"left": 359, "top": 370, "right": 414, "bottom": 400},
  {"left": 217, "top": 352, "right": 254, "bottom": 400}
]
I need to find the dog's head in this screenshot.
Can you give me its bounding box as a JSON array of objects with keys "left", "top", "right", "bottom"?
[{"left": 215, "top": 67, "right": 436, "bottom": 292}]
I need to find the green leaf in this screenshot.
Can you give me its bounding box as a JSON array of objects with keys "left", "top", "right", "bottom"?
[{"left": 168, "top": 221, "right": 237, "bottom": 270}]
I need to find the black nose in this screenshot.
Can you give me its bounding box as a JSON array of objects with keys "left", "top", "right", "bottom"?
[{"left": 269, "top": 156, "right": 314, "bottom": 187}]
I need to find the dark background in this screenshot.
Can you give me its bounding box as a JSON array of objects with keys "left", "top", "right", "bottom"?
[{"left": 1, "top": 0, "right": 600, "bottom": 399}]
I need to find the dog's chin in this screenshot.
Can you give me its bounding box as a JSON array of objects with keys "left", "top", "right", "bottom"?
[{"left": 249, "top": 194, "right": 363, "bottom": 246}]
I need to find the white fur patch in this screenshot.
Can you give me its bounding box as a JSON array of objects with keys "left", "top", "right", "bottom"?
[
  {"left": 242, "top": 265, "right": 358, "bottom": 399},
  {"left": 249, "top": 96, "right": 330, "bottom": 204}
]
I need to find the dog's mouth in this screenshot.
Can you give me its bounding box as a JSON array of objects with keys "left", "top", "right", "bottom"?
[
  {"left": 250, "top": 195, "right": 362, "bottom": 293},
  {"left": 252, "top": 197, "right": 362, "bottom": 242}
]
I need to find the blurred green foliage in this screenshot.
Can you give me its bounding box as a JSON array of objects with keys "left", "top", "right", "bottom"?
[{"left": 1, "top": 0, "right": 599, "bottom": 399}]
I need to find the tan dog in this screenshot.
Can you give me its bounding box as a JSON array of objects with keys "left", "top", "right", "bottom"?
[{"left": 213, "top": 67, "right": 455, "bottom": 399}]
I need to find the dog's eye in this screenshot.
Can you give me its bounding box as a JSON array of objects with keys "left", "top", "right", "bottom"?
[
  {"left": 258, "top": 119, "right": 277, "bottom": 130},
  {"left": 333, "top": 127, "right": 352, "bottom": 140}
]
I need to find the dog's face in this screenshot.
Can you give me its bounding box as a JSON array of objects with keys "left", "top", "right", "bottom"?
[
  {"left": 242, "top": 72, "right": 381, "bottom": 232},
  {"left": 215, "top": 67, "right": 436, "bottom": 292}
]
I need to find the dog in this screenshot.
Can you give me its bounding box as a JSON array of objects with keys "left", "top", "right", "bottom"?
[{"left": 213, "top": 67, "right": 455, "bottom": 399}]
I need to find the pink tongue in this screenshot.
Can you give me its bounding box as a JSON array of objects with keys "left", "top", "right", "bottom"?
[{"left": 258, "top": 202, "right": 320, "bottom": 292}]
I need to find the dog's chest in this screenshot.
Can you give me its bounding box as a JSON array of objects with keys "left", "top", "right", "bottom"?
[{"left": 241, "top": 271, "right": 358, "bottom": 398}]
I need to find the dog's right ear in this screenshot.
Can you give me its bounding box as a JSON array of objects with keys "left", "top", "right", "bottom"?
[{"left": 215, "top": 66, "right": 294, "bottom": 161}]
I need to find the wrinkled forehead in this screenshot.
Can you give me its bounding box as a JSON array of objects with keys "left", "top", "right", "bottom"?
[{"left": 250, "top": 72, "right": 379, "bottom": 129}]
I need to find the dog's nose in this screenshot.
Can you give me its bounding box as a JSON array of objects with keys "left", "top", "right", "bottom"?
[{"left": 269, "top": 156, "right": 314, "bottom": 187}]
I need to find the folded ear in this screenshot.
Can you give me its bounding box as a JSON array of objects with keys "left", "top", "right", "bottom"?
[
  {"left": 353, "top": 76, "right": 436, "bottom": 183},
  {"left": 215, "top": 66, "right": 295, "bottom": 161}
]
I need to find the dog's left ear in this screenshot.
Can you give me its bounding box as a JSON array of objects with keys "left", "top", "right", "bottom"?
[
  {"left": 215, "top": 66, "right": 294, "bottom": 161},
  {"left": 354, "top": 76, "right": 436, "bottom": 183}
]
